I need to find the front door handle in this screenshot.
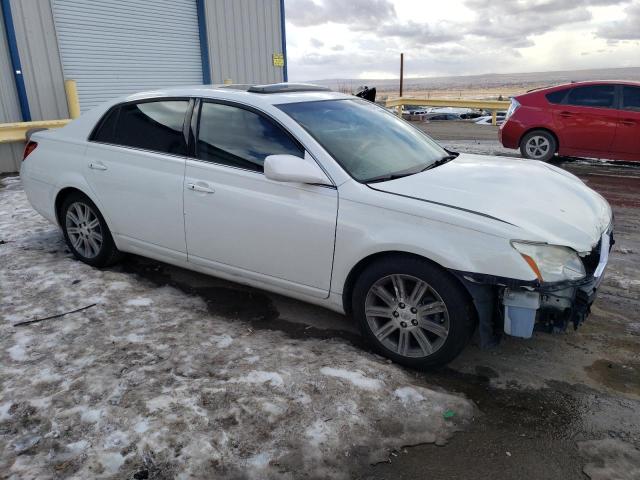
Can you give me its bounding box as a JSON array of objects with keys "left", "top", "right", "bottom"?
[
  {"left": 89, "top": 162, "right": 107, "bottom": 171},
  {"left": 186, "top": 182, "right": 215, "bottom": 194},
  {"left": 559, "top": 111, "right": 573, "bottom": 118},
  {"left": 620, "top": 119, "right": 636, "bottom": 126}
]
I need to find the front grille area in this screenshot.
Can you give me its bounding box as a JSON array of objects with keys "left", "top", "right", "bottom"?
[{"left": 582, "top": 239, "right": 601, "bottom": 277}]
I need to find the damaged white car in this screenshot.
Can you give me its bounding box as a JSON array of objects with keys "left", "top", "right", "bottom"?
[{"left": 20, "top": 83, "right": 613, "bottom": 368}]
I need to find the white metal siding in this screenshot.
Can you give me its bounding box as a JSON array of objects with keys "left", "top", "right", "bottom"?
[
  {"left": 51, "top": 0, "right": 203, "bottom": 112},
  {"left": 204, "top": 0, "right": 284, "bottom": 84}
]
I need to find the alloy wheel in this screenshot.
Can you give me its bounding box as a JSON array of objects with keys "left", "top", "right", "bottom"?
[
  {"left": 525, "top": 135, "right": 551, "bottom": 159},
  {"left": 364, "top": 274, "right": 450, "bottom": 358},
  {"left": 65, "top": 201, "right": 103, "bottom": 259}
]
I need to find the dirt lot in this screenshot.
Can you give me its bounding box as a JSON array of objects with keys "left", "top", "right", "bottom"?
[{"left": 1, "top": 124, "right": 639, "bottom": 479}]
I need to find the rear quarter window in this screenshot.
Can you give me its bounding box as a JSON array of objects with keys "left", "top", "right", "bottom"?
[
  {"left": 545, "top": 89, "right": 569, "bottom": 104},
  {"left": 91, "top": 100, "right": 190, "bottom": 155}
]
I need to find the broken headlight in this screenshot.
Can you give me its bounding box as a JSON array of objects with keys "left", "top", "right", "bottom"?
[{"left": 511, "top": 241, "right": 586, "bottom": 283}]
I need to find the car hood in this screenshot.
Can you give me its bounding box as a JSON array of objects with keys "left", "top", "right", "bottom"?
[{"left": 370, "top": 153, "right": 611, "bottom": 252}]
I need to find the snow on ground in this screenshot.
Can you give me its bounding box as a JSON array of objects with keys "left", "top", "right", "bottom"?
[{"left": 0, "top": 176, "right": 475, "bottom": 479}]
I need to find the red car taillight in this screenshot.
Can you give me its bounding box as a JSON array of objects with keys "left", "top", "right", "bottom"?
[{"left": 23, "top": 141, "right": 38, "bottom": 161}]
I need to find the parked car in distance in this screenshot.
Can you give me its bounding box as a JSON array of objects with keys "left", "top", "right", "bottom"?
[
  {"left": 21, "top": 83, "right": 612, "bottom": 368},
  {"left": 475, "top": 113, "right": 506, "bottom": 126},
  {"left": 500, "top": 80, "right": 640, "bottom": 162},
  {"left": 425, "top": 113, "right": 461, "bottom": 121}
]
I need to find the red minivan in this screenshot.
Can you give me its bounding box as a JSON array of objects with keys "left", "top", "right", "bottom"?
[{"left": 500, "top": 81, "right": 640, "bottom": 162}]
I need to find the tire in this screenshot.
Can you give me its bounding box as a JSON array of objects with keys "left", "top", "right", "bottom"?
[
  {"left": 520, "top": 130, "right": 557, "bottom": 162},
  {"left": 60, "top": 192, "right": 121, "bottom": 267},
  {"left": 352, "top": 256, "right": 475, "bottom": 369}
]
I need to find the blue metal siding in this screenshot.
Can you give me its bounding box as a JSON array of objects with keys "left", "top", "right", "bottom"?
[{"left": 1, "top": 0, "right": 30, "bottom": 121}]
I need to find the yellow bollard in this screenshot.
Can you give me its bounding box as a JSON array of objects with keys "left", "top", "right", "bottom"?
[
  {"left": 491, "top": 110, "right": 497, "bottom": 126},
  {"left": 64, "top": 80, "right": 81, "bottom": 119},
  {"left": 224, "top": 79, "right": 233, "bottom": 85}
]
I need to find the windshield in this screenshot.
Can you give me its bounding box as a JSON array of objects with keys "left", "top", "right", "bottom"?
[{"left": 277, "top": 98, "right": 448, "bottom": 182}]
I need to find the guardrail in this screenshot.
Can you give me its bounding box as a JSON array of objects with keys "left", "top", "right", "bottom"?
[
  {"left": 385, "top": 97, "right": 511, "bottom": 125},
  {"left": 0, "top": 79, "right": 79, "bottom": 144}
]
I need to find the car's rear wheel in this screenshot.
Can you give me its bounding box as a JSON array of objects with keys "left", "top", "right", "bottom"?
[
  {"left": 520, "top": 130, "right": 557, "bottom": 162},
  {"left": 352, "top": 256, "right": 475, "bottom": 369},
  {"left": 61, "top": 192, "right": 121, "bottom": 267}
]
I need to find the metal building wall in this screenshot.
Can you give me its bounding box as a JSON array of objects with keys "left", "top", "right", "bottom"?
[
  {"left": 0, "top": 4, "right": 23, "bottom": 173},
  {"left": 204, "top": 0, "right": 285, "bottom": 84},
  {"left": 10, "top": 0, "right": 68, "bottom": 121},
  {"left": 52, "top": 0, "right": 204, "bottom": 112}
]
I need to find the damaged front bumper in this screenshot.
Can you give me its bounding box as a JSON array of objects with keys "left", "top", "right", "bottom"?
[{"left": 453, "top": 228, "right": 613, "bottom": 348}]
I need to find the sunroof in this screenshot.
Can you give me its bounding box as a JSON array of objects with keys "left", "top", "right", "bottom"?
[{"left": 248, "top": 83, "right": 331, "bottom": 94}]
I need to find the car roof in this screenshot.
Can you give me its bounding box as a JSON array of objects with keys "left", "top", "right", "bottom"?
[
  {"left": 524, "top": 79, "right": 640, "bottom": 95},
  {"left": 119, "top": 83, "right": 352, "bottom": 108}
]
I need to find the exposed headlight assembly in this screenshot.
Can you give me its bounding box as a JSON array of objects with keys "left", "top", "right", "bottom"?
[{"left": 511, "top": 241, "right": 586, "bottom": 283}]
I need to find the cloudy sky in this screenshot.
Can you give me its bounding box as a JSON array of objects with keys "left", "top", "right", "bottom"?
[{"left": 284, "top": 0, "right": 640, "bottom": 80}]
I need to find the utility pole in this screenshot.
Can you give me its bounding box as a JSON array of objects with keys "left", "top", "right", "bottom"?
[{"left": 399, "top": 53, "right": 404, "bottom": 98}]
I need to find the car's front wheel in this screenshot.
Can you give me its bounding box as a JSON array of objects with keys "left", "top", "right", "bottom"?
[
  {"left": 352, "top": 256, "right": 475, "bottom": 369},
  {"left": 520, "top": 130, "right": 557, "bottom": 162},
  {"left": 61, "top": 192, "right": 121, "bottom": 267}
]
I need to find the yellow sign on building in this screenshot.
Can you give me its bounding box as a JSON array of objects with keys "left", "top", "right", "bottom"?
[{"left": 272, "top": 53, "right": 284, "bottom": 67}]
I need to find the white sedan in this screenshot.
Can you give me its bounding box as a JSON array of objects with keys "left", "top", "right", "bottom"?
[{"left": 20, "top": 83, "right": 613, "bottom": 368}]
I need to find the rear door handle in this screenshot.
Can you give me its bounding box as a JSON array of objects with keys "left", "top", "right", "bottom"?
[
  {"left": 186, "top": 182, "right": 215, "bottom": 194},
  {"left": 88, "top": 162, "right": 107, "bottom": 171},
  {"left": 620, "top": 119, "right": 636, "bottom": 126}
]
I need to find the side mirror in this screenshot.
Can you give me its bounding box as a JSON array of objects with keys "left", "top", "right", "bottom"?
[{"left": 264, "top": 154, "right": 332, "bottom": 185}]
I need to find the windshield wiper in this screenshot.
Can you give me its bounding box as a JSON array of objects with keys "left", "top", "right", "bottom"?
[
  {"left": 364, "top": 152, "right": 459, "bottom": 184},
  {"left": 420, "top": 153, "right": 458, "bottom": 172}
]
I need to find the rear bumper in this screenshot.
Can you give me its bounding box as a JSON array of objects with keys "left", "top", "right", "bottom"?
[{"left": 499, "top": 120, "right": 523, "bottom": 149}]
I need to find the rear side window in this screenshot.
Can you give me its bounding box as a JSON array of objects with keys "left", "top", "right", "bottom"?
[
  {"left": 92, "top": 100, "right": 189, "bottom": 155},
  {"left": 196, "top": 102, "right": 303, "bottom": 172},
  {"left": 622, "top": 86, "right": 640, "bottom": 111},
  {"left": 545, "top": 89, "right": 569, "bottom": 104},
  {"left": 566, "top": 85, "right": 615, "bottom": 108}
]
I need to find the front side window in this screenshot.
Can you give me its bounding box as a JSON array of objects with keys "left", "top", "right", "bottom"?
[
  {"left": 93, "top": 100, "right": 189, "bottom": 155},
  {"left": 277, "top": 98, "right": 448, "bottom": 182},
  {"left": 622, "top": 86, "right": 640, "bottom": 111},
  {"left": 566, "top": 85, "right": 615, "bottom": 109},
  {"left": 196, "top": 102, "right": 303, "bottom": 172}
]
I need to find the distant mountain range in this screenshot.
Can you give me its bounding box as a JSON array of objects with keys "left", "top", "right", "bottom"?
[{"left": 309, "top": 66, "right": 640, "bottom": 93}]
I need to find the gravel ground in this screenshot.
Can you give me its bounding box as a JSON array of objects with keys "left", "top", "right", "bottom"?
[
  {"left": 0, "top": 176, "right": 474, "bottom": 479},
  {"left": 1, "top": 129, "right": 640, "bottom": 479}
]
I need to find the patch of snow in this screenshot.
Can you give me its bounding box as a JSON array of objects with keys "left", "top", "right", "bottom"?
[
  {"left": 320, "top": 367, "right": 383, "bottom": 391},
  {"left": 210, "top": 334, "right": 233, "bottom": 348},
  {"left": 394, "top": 386, "right": 426, "bottom": 404},
  {"left": 66, "top": 440, "right": 89, "bottom": 454},
  {"left": 0, "top": 402, "right": 12, "bottom": 421},
  {"left": 230, "top": 370, "right": 284, "bottom": 387},
  {"left": 578, "top": 439, "right": 640, "bottom": 480},
  {"left": 125, "top": 297, "right": 153, "bottom": 307},
  {"left": 247, "top": 451, "right": 271, "bottom": 468},
  {"left": 98, "top": 452, "right": 125, "bottom": 475},
  {"left": 125, "top": 333, "right": 145, "bottom": 343},
  {"left": 80, "top": 408, "right": 102, "bottom": 423},
  {"left": 7, "top": 344, "right": 27, "bottom": 361},
  {"left": 134, "top": 419, "right": 149, "bottom": 433},
  {"left": 305, "top": 419, "right": 331, "bottom": 447}
]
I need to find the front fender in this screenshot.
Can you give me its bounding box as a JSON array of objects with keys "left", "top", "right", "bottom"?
[{"left": 331, "top": 196, "right": 537, "bottom": 295}]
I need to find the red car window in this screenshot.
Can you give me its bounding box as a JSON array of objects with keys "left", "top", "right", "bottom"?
[
  {"left": 622, "top": 86, "right": 640, "bottom": 112},
  {"left": 566, "top": 85, "right": 615, "bottom": 108}
]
